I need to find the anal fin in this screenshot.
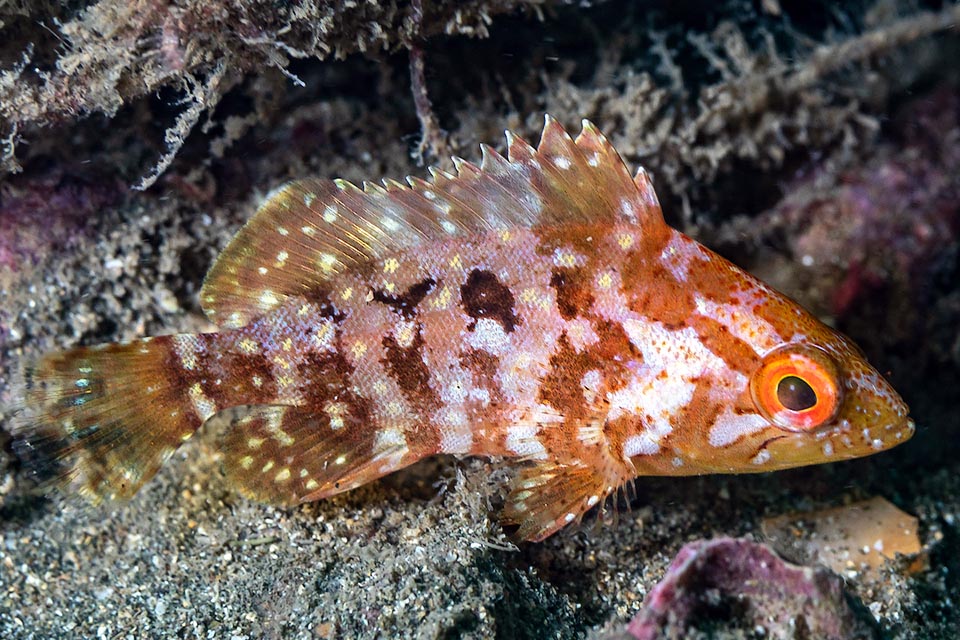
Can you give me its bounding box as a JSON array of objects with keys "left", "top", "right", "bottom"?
[
  {"left": 503, "top": 461, "right": 615, "bottom": 542},
  {"left": 220, "top": 405, "right": 418, "bottom": 506}
]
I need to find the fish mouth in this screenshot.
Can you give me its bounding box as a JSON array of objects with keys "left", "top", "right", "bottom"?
[
  {"left": 900, "top": 417, "right": 917, "bottom": 440},
  {"left": 877, "top": 416, "right": 915, "bottom": 449}
]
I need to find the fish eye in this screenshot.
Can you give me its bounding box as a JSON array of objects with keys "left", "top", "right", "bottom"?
[
  {"left": 776, "top": 376, "right": 817, "bottom": 411},
  {"left": 751, "top": 345, "right": 842, "bottom": 431}
]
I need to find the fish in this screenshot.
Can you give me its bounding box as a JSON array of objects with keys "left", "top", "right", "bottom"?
[{"left": 13, "top": 116, "right": 914, "bottom": 541}]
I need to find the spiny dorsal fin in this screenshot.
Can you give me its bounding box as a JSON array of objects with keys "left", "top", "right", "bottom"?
[{"left": 200, "top": 116, "right": 663, "bottom": 328}]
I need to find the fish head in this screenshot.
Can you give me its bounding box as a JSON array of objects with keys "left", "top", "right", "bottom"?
[
  {"left": 614, "top": 229, "right": 913, "bottom": 474},
  {"left": 739, "top": 314, "right": 915, "bottom": 470}
]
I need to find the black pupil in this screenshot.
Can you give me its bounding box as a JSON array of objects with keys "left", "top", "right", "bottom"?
[{"left": 777, "top": 376, "right": 817, "bottom": 411}]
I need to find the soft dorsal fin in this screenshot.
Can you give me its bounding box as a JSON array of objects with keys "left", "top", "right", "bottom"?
[{"left": 200, "top": 115, "right": 663, "bottom": 328}]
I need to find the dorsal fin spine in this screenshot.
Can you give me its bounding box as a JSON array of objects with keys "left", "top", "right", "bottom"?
[
  {"left": 633, "top": 167, "right": 661, "bottom": 208},
  {"left": 506, "top": 130, "right": 536, "bottom": 163},
  {"left": 479, "top": 144, "right": 510, "bottom": 173}
]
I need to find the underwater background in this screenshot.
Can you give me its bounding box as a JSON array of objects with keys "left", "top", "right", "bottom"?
[{"left": 0, "top": 1, "right": 958, "bottom": 638}]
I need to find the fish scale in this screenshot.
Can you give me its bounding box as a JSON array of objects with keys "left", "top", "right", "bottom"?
[{"left": 14, "top": 116, "right": 914, "bottom": 541}]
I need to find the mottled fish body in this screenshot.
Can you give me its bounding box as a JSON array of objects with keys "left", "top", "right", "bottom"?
[{"left": 16, "top": 117, "right": 913, "bottom": 541}]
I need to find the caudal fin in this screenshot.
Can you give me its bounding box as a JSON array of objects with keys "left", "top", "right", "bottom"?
[{"left": 13, "top": 336, "right": 213, "bottom": 501}]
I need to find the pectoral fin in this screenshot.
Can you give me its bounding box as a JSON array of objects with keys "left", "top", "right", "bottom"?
[{"left": 502, "top": 461, "right": 614, "bottom": 542}]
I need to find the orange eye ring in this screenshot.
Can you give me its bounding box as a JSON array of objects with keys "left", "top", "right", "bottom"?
[{"left": 750, "top": 345, "right": 842, "bottom": 432}]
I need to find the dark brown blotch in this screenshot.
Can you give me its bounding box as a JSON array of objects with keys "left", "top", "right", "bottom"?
[
  {"left": 537, "top": 322, "right": 636, "bottom": 424},
  {"left": 195, "top": 344, "right": 279, "bottom": 407},
  {"left": 372, "top": 278, "right": 437, "bottom": 319},
  {"left": 550, "top": 267, "right": 595, "bottom": 320},
  {"left": 589, "top": 321, "right": 641, "bottom": 373},
  {"left": 460, "top": 348, "right": 499, "bottom": 382},
  {"left": 296, "top": 350, "right": 353, "bottom": 407},
  {"left": 381, "top": 326, "right": 439, "bottom": 412},
  {"left": 460, "top": 269, "right": 519, "bottom": 332},
  {"left": 538, "top": 334, "right": 593, "bottom": 423}
]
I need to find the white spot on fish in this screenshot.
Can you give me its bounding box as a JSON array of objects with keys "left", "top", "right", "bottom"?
[
  {"left": 552, "top": 247, "right": 581, "bottom": 268},
  {"left": 581, "top": 369, "right": 602, "bottom": 405},
  {"left": 623, "top": 433, "right": 660, "bottom": 456},
  {"left": 259, "top": 290, "right": 279, "bottom": 308},
  {"left": 393, "top": 320, "right": 417, "bottom": 349},
  {"left": 437, "top": 408, "right": 473, "bottom": 454},
  {"left": 469, "top": 387, "right": 491, "bottom": 406},
  {"left": 172, "top": 334, "right": 199, "bottom": 371},
  {"left": 659, "top": 233, "right": 697, "bottom": 283},
  {"left": 324, "top": 402, "right": 348, "bottom": 430},
  {"left": 467, "top": 318, "right": 511, "bottom": 355},
  {"left": 372, "top": 428, "right": 408, "bottom": 468},
  {"left": 564, "top": 319, "right": 599, "bottom": 353},
  {"left": 188, "top": 383, "right": 216, "bottom": 420},
  {"left": 708, "top": 409, "right": 770, "bottom": 447},
  {"left": 317, "top": 253, "right": 338, "bottom": 273},
  {"left": 505, "top": 425, "right": 547, "bottom": 459}
]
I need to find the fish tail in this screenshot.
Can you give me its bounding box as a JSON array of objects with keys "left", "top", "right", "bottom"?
[{"left": 13, "top": 335, "right": 215, "bottom": 501}]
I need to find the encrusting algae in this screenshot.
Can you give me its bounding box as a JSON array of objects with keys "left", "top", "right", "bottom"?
[{"left": 13, "top": 117, "right": 913, "bottom": 541}]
